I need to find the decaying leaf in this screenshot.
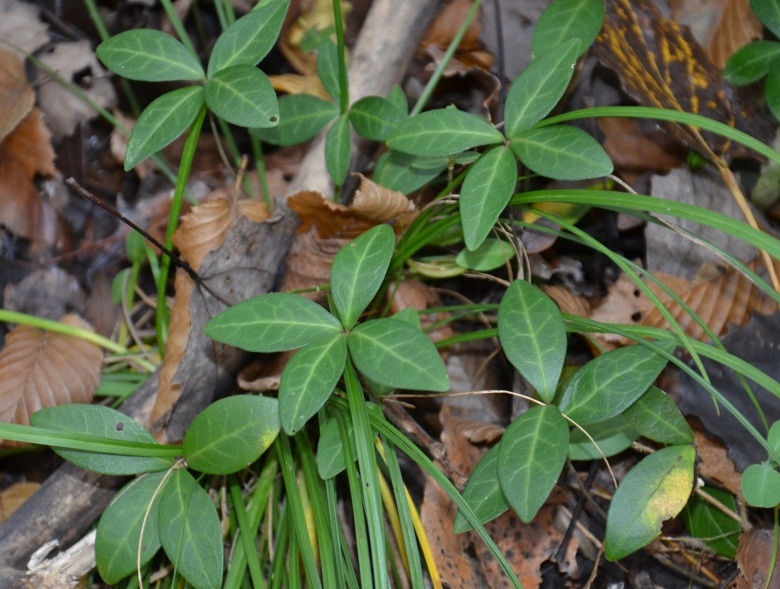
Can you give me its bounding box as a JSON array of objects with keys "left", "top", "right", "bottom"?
[
  {"left": 0, "top": 482, "right": 40, "bottom": 522},
  {"left": 735, "top": 528, "right": 780, "bottom": 589},
  {"left": 0, "top": 315, "right": 103, "bottom": 434},
  {"left": 0, "top": 47, "right": 34, "bottom": 143},
  {"left": 421, "top": 0, "right": 493, "bottom": 71}
]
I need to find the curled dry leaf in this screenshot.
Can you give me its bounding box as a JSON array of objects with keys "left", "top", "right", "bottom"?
[{"left": 0, "top": 314, "right": 103, "bottom": 434}]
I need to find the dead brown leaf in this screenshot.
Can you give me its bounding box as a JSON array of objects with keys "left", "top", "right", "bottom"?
[
  {"left": 0, "top": 47, "right": 34, "bottom": 143},
  {"left": 707, "top": 0, "right": 762, "bottom": 68},
  {"left": 0, "top": 482, "right": 40, "bottom": 522},
  {"left": 598, "top": 117, "right": 684, "bottom": 176},
  {"left": 735, "top": 528, "right": 780, "bottom": 589},
  {"left": 0, "top": 315, "right": 103, "bottom": 433},
  {"left": 694, "top": 427, "right": 742, "bottom": 495}
]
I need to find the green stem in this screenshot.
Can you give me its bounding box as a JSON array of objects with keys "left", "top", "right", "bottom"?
[
  {"left": 331, "top": 0, "right": 350, "bottom": 114},
  {"left": 158, "top": 0, "right": 199, "bottom": 58},
  {"left": 155, "top": 105, "right": 207, "bottom": 349}
]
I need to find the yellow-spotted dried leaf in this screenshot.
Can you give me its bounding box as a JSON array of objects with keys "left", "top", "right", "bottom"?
[{"left": 0, "top": 315, "right": 102, "bottom": 430}]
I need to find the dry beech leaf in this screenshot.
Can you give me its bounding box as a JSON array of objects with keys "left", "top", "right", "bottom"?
[
  {"left": 588, "top": 262, "right": 778, "bottom": 346},
  {"left": 694, "top": 428, "right": 742, "bottom": 495},
  {"left": 735, "top": 528, "right": 780, "bottom": 589},
  {"left": 707, "top": 0, "right": 762, "bottom": 68},
  {"left": 542, "top": 284, "right": 591, "bottom": 319},
  {"left": 0, "top": 47, "right": 35, "bottom": 143},
  {"left": 450, "top": 415, "right": 505, "bottom": 444},
  {"left": 0, "top": 482, "right": 40, "bottom": 522},
  {"left": 598, "top": 117, "right": 684, "bottom": 176},
  {"left": 388, "top": 279, "right": 454, "bottom": 343},
  {"left": 0, "top": 314, "right": 103, "bottom": 432}
]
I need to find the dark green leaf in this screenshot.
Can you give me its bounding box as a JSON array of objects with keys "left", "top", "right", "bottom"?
[
  {"left": 558, "top": 341, "right": 674, "bottom": 425},
  {"left": 279, "top": 334, "right": 347, "bottom": 435},
  {"left": 742, "top": 462, "right": 780, "bottom": 507},
  {"left": 387, "top": 84, "right": 409, "bottom": 115},
  {"left": 205, "top": 292, "right": 342, "bottom": 352},
  {"left": 532, "top": 0, "right": 604, "bottom": 58},
  {"left": 605, "top": 446, "right": 695, "bottom": 560},
  {"left": 386, "top": 109, "right": 504, "bottom": 157},
  {"left": 97, "top": 30, "right": 204, "bottom": 81},
  {"left": 31, "top": 404, "right": 173, "bottom": 475},
  {"left": 158, "top": 469, "right": 223, "bottom": 589},
  {"left": 623, "top": 386, "right": 693, "bottom": 445},
  {"left": 752, "top": 0, "right": 780, "bottom": 40},
  {"left": 724, "top": 40, "right": 780, "bottom": 85},
  {"left": 251, "top": 93, "right": 337, "bottom": 145},
  {"left": 509, "top": 125, "right": 613, "bottom": 180},
  {"left": 205, "top": 65, "right": 279, "bottom": 128},
  {"left": 373, "top": 150, "right": 447, "bottom": 193},
  {"left": 765, "top": 63, "right": 780, "bottom": 122},
  {"left": 498, "top": 281, "right": 566, "bottom": 402},
  {"left": 460, "top": 146, "right": 518, "bottom": 250},
  {"left": 454, "top": 444, "right": 508, "bottom": 533},
  {"left": 325, "top": 113, "right": 351, "bottom": 185},
  {"left": 455, "top": 238, "right": 516, "bottom": 271},
  {"left": 96, "top": 472, "right": 165, "bottom": 584},
  {"left": 681, "top": 486, "right": 740, "bottom": 558},
  {"left": 317, "top": 39, "right": 341, "bottom": 102},
  {"left": 568, "top": 415, "right": 639, "bottom": 460},
  {"left": 183, "top": 395, "right": 280, "bottom": 474},
  {"left": 504, "top": 39, "right": 580, "bottom": 137},
  {"left": 317, "top": 414, "right": 354, "bottom": 479},
  {"left": 207, "top": 0, "right": 290, "bottom": 76},
  {"left": 348, "top": 318, "right": 449, "bottom": 391},
  {"left": 349, "top": 96, "right": 406, "bottom": 141},
  {"left": 124, "top": 86, "right": 203, "bottom": 171},
  {"left": 497, "top": 405, "right": 569, "bottom": 522},
  {"left": 331, "top": 224, "right": 394, "bottom": 329}
]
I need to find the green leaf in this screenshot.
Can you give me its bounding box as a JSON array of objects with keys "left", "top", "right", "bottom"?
[
  {"left": 205, "top": 292, "right": 342, "bottom": 352},
  {"left": 504, "top": 39, "right": 580, "bottom": 137},
  {"left": 158, "top": 469, "right": 223, "bottom": 589},
  {"left": 349, "top": 96, "right": 406, "bottom": 141},
  {"left": 124, "top": 86, "right": 203, "bottom": 171},
  {"left": 568, "top": 415, "right": 638, "bottom": 460},
  {"left": 387, "top": 84, "right": 409, "bottom": 115},
  {"left": 605, "top": 445, "right": 695, "bottom": 561},
  {"left": 454, "top": 443, "right": 508, "bottom": 533},
  {"left": 455, "top": 238, "right": 516, "bottom": 271},
  {"left": 207, "top": 0, "right": 290, "bottom": 76},
  {"left": 497, "top": 280, "right": 566, "bottom": 402},
  {"left": 97, "top": 30, "right": 204, "bottom": 81},
  {"left": 331, "top": 224, "right": 394, "bottom": 329},
  {"left": 724, "top": 40, "right": 780, "bottom": 85},
  {"left": 460, "top": 146, "right": 518, "bottom": 250},
  {"left": 205, "top": 65, "right": 279, "bottom": 128},
  {"left": 251, "top": 93, "right": 337, "bottom": 145},
  {"left": 279, "top": 334, "right": 347, "bottom": 435},
  {"left": 317, "top": 38, "right": 341, "bottom": 102},
  {"left": 558, "top": 341, "right": 674, "bottom": 425},
  {"left": 325, "top": 113, "right": 351, "bottom": 185},
  {"left": 510, "top": 125, "right": 612, "bottom": 180},
  {"left": 348, "top": 318, "right": 449, "bottom": 391},
  {"left": 623, "top": 386, "right": 693, "bottom": 446},
  {"left": 681, "top": 486, "right": 740, "bottom": 559},
  {"left": 742, "top": 462, "right": 780, "bottom": 507},
  {"left": 752, "top": 0, "right": 780, "bottom": 40},
  {"left": 183, "top": 395, "right": 280, "bottom": 474},
  {"left": 769, "top": 420, "right": 780, "bottom": 457},
  {"left": 532, "top": 0, "right": 604, "bottom": 58},
  {"left": 96, "top": 472, "right": 166, "bottom": 584},
  {"left": 317, "top": 414, "right": 354, "bottom": 479},
  {"left": 31, "top": 405, "right": 173, "bottom": 475},
  {"left": 765, "top": 63, "right": 780, "bottom": 123},
  {"left": 497, "top": 405, "right": 569, "bottom": 522},
  {"left": 373, "top": 150, "right": 447, "bottom": 193},
  {"left": 386, "top": 109, "right": 504, "bottom": 157}
]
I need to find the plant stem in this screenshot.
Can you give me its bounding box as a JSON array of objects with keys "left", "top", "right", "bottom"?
[
  {"left": 0, "top": 310, "right": 126, "bottom": 354},
  {"left": 331, "top": 0, "right": 350, "bottom": 114}
]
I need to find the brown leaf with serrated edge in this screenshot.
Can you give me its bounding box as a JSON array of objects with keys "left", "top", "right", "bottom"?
[
  {"left": 595, "top": 0, "right": 775, "bottom": 157},
  {"left": 0, "top": 315, "right": 102, "bottom": 433},
  {"left": 588, "top": 260, "right": 777, "bottom": 346}
]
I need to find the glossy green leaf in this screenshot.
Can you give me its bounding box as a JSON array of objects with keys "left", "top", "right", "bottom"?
[
  {"left": 558, "top": 341, "right": 674, "bottom": 425},
  {"left": 532, "top": 0, "right": 604, "bottom": 58},
  {"left": 605, "top": 445, "right": 695, "bottom": 561},
  {"left": 497, "top": 280, "right": 566, "bottom": 402},
  {"left": 317, "top": 38, "right": 341, "bottom": 102},
  {"left": 623, "top": 386, "right": 693, "bottom": 446},
  {"left": 742, "top": 462, "right": 780, "bottom": 507},
  {"left": 183, "top": 395, "right": 280, "bottom": 474},
  {"left": 252, "top": 93, "right": 337, "bottom": 145},
  {"left": 348, "top": 318, "right": 449, "bottom": 391},
  {"left": 317, "top": 414, "right": 354, "bottom": 479},
  {"left": 724, "top": 40, "right": 780, "bottom": 85},
  {"left": 455, "top": 238, "right": 515, "bottom": 271},
  {"left": 765, "top": 64, "right": 780, "bottom": 122},
  {"left": 279, "top": 334, "right": 347, "bottom": 435},
  {"left": 386, "top": 109, "right": 504, "bottom": 157},
  {"left": 158, "top": 469, "right": 223, "bottom": 589},
  {"left": 681, "top": 486, "right": 740, "bottom": 558},
  {"left": 568, "top": 415, "right": 639, "bottom": 460},
  {"left": 205, "top": 292, "right": 342, "bottom": 352},
  {"left": 205, "top": 65, "right": 279, "bottom": 128},
  {"left": 454, "top": 443, "right": 508, "bottom": 533},
  {"left": 497, "top": 405, "right": 569, "bottom": 522},
  {"left": 373, "top": 150, "right": 447, "bottom": 193},
  {"left": 331, "top": 224, "right": 394, "bottom": 329},
  {"left": 752, "top": 0, "right": 780, "bottom": 39},
  {"left": 349, "top": 96, "right": 406, "bottom": 141},
  {"left": 510, "top": 125, "right": 613, "bottom": 180},
  {"left": 97, "top": 30, "right": 204, "bottom": 81},
  {"left": 96, "top": 471, "right": 166, "bottom": 584},
  {"left": 31, "top": 404, "right": 173, "bottom": 475},
  {"left": 124, "top": 86, "right": 203, "bottom": 170},
  {"left": 325, "top": 113, "right": 351, "bottom": 185},
  {"left": 206, "top": 0, "right": 290, "bottom": 76},
  {"left": 504, "top": 39, "right": 579, "bottom": 137},
  {"left": 460, "top": 146, "right": 518, "bottom": 250}
]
